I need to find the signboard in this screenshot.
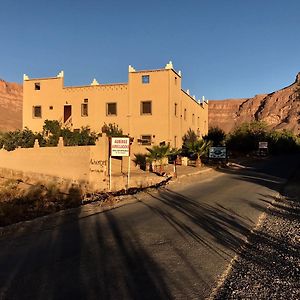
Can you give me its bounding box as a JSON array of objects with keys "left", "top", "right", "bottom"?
[
  {"left": 209, "top": 147, "right": 227, "bottom": 159},
  {"left": 259, "top": 142, "right": 268, "bottom": 149},
  {"left": 111, "top": 137, "right": 130, "bottom": 157}
]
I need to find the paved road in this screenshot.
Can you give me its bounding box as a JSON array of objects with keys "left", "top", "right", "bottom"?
[{"left": 1, "top": 155, "right": 299, "bottom": 300}]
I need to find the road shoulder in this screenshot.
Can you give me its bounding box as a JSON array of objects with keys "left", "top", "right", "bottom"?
[{"left": 210, "top": 166, "right": 300, "bottom": 300}]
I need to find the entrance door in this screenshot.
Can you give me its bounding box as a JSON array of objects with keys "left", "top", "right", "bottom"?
[{"left": 64, "top": 105, "right": 72, "bottom": 123}]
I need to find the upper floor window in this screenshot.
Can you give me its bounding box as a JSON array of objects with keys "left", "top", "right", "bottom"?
[
  {"left": 34, "top": 83, "right": 40, "bottom": 90},
  {"left": 192, "top": 113, "right": 195, "bottom": 125},
  {"left": 184, "top": 108, "right": 187, "bottom": 120},
  {"left": 174, "top": 103, "right": 178, "bottom": 117},
  {"left": 33, "top": 105, "right": 42, "bottom": 118},
  {"left": 81, "top": 103, "right": 88, "bottom": 117},
  {"left": 141, "top": 101, "right": 152, "bottom": 115},
  {"left": 106, "top": 102, "right": 117, "bottom": 116},
  {"left": 142, "top": 75, "right": 150, "bottom": 84}
]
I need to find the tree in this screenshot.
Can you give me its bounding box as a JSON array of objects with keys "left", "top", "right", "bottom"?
[
  {"left": 181, "top": 128, "right": 211, "bottom": 166},
  {"left": 133, "top": 153, "right": 148, "bottom": 171},
  {"left": 101, "top": 123, "right": 124, "bottom": 137},
  {"left": 185, "top": 139, "right": 211, "bottom": 166},
  {"left": 181, "top": 128, "right": 198, "bottom": 157},
  {"left": 43, "top": 120, "right": 62, "bottom": 146},
  {"left": 0, "top": 128, "right": 37, "bottom": 151},
  {"left": 43, "top": 120, "right": 97, "bottom": 146},
  {"left": 204, "top": 126, "right": 226, "bottom": 146},
  {"left": 146, "top": 144, "right": 171, "bottom": 174},
  {"left": 226, "top": 121, "right": 300, "bottom": 155},
  {"left": 226, "top": 121, "right": 268, "bottom": 154}
]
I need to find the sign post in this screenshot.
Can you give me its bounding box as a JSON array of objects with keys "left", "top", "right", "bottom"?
[
  {"left": 127, "top": 153, "right": 131, "bottom": 190},
  {"left": 109, "top": 137, "right": 130, "bottom": 191},
  {"left": 209, "top": 146, "right": 227, "bottom": 164},
  {"left": 258, "top": 142, "right": 268, "bottom": 156},
  {"left": 109, "top": 155, "right": 112, "bottom": 191}
]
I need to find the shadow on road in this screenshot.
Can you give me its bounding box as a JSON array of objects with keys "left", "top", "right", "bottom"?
[
  {"left": 213, "top": 166, "right": 300, "bottom": 299},
  {"left": 1, "top": 155, "right": 299, "bottom": 299},
  {"left": 143, "top": 189, "right": 251, "bottom": 258}
]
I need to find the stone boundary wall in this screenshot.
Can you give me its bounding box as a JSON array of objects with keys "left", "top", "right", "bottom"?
[{"left": 0, "top": 135, "right": 109, "bottom": 191}]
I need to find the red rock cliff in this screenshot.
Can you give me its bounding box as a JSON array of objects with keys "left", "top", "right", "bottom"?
[
  {"left": 0, "top": 79, "right": 23, "bottom": 132},
  {"left": 209, "top": 73, "right": 300, "bottom": 135}
]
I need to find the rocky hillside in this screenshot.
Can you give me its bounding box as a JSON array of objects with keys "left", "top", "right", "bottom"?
[
  {"left": 0, "top": 79, "right": 22, "bottom": 132},
  {"left": 209, "top": 73, "right": 300, "bottom": 135}
]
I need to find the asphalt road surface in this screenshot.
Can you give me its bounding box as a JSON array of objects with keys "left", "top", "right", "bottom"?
[{"left": 1, "top": 155, "right": 299, "bottom": 300}]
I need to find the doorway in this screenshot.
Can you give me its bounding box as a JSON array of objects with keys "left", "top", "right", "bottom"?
[{"left": 64, "top": 105, "right": 72, "bottom": 123}]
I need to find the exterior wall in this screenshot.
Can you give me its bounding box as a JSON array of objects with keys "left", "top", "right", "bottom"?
[
  {"left": 0, "top": 136, "right": 163, "bottom": 192},
  {"left": 0, "top": 136, "right": 109, "bottom": 191},
  {"left": 128, "top": 69, "right": 170, "bottom": 147},
  {"left": 23, "top": 78, "right": 129, "bottom": 133},
  {"left": 23, "top": 77, "right": 64, "bottom": 131},
  {"left": 23, "top": 65, "right": 208, "bottom": 152},
  {"left": 180, "top": 91, "right": 208, "bottom": 138}
]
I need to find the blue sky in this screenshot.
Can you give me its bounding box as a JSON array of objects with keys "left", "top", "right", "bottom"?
[{"left": 0, "top": 0, "right": 299, "bottom": 99}]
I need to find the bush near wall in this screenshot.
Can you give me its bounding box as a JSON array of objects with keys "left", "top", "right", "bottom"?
[
  {"left": 226, "top": 121, "right": 300, "bottom": 155},
  {"left": 0, "top": 128, "right": 46, "bottom": 151},
  {"left": 0, "top": 120, "right": 98, "bottom": 151}
]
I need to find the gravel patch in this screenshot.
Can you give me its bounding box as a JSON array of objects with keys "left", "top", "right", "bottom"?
[{"left": 212, "top": 169, "right": 300, "bottom": 300}]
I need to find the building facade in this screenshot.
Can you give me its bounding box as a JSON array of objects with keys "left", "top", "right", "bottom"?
[{"left": 23, "top": 62, "right": 208, "bottom": 151}]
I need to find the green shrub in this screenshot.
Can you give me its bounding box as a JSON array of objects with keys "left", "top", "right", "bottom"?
[
  {"left": 0, "top": 128, "right": 38, "bottom": 151},
  {"left": 133, "top": 153, "right": 147, "bottom": 170},
  {"left": 226, "top": 121, "right": 268, "bottom": 154},
  {"left": 267, "top": 130, "right": 299, "bottom": 154},
  {"left": 226, "top": 121, "right": 299, "bottom": 155},
  {"left": 101, "top": 122, "right": 124, "bottom": 137},
  {"left": 181, "top": 128, "right": 211, "bottom": 159}
]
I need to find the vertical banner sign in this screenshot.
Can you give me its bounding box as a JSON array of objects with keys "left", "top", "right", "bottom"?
[{"left": 109, "top": 137, "right": 130, "bottom": 191}]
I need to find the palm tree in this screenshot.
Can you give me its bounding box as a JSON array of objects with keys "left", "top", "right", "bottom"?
[
  {"left": 146, "top": 144, "right": 171, "bottom": 174},
  {"left": 185, "top": 139, "right": 211, "bottom": 167}
]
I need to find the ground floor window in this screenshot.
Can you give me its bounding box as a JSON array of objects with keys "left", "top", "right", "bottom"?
[{"left": 139, "top": 135, "right": 152, "bottom": 145}]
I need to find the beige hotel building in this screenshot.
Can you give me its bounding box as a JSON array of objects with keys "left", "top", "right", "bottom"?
[{"left": 23, "top": 62, "right": 208, "bottom": 151}]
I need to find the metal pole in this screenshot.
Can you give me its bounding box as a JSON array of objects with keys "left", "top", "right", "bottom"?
[
  {"left": 127, "top": 155, "right": 131, "bottom": 190},
  {"left": 109, "top": 155, "right": 112, "bottom": 191}
]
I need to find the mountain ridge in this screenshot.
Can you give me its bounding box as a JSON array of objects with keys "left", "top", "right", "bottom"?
[
  {"left": 209, "top": 73, "right": 300, "bottom": 135},
  {"left": 0, "top": 79, "right": 22, "bottom": 132}
]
